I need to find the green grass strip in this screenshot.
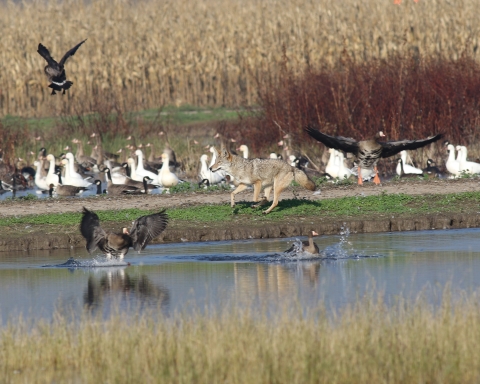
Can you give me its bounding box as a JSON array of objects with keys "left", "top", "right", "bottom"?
[{"left": 0, "top": 191, "right": 479, "bottom": 227}]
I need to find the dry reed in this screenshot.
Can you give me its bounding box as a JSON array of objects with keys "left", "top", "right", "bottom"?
[
  {"left": 1, "top": 0, "right": 479, "bottom": 117},
  {"left": 2, "top": 292, "right": 480, "bottom": 383}
]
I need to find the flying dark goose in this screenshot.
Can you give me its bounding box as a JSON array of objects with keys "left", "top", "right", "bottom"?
[
  {"left": 37, "top": 39, "right": 86, "bottom": 95},
  {"left": 305, "top": 126, "right": 442, "bottom": 185},
  {"left": 80, "top": 207, "right": 169, "bottom": 260}
]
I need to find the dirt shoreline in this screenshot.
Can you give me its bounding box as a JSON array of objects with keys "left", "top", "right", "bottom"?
[{"left": 0, "top": 178, "right": 479, "bottom": 253}]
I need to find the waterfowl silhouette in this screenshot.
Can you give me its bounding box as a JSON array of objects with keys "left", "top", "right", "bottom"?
[
  {"left": 80, "top": 207, "right": 168, "bottom": 259},
  {"left": 305, "top": 126, "right": 442, "bottom": 185},
  {"left": 37, "top": 39, "right": 86, "bottom": 95}
]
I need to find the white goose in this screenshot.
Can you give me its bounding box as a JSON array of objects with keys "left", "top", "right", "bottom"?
[
  {"left": 199, "top": 154, "right": 225, "bottom": 185},
  {"left": 45, "top": 154, "right": 59, "bottom": 187},
  {"left": 457, "top": 146, "right": 480, "bottom": 174},
  {"left": 337, "top": 152, "right": 352, "bottom": 180},
  {"left": 33, "top": 161, "right": 49, "bottom": 191},
  {"left": 209, "top": 146, "right": 229, "bottom": 182},
  {"left": 127, "top": 158, "right": 145, "bottom": 183},
  {"left": 325, "top": 148, "right": 339, "bottom": 178},
  {"left": 445, "top": 144, "right": 460, "bottom": 176},
  {"left": 396, "top": 151, "right": 423, "bottom": 176},
  {"left": 134, "top": 149, "right": 159, "bottom": 181},
  {"left": 159, "top": 153, "right": 180, "bottom": 188},
  {"left": 60, "top": 157, "right": 92, "bottom": 188},
  {"left": 64, "top": 153, "right": 92, "bottom": 187},
  {"left": 237, "top": 144, "right": 249, "bottom": 159}
]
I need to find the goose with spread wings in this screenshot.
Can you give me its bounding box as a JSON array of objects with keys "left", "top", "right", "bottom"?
[
  {"left": 37, "top": 39, "right": 86, "bottom": 95},
  {"left": 80, "top": 207, "right": 168, "bottom": 259},
  {"left": 305, "top": 125, "right": 442, "bottom": 185}
]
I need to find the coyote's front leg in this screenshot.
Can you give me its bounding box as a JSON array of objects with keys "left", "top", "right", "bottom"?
[
  {"left": 251, "top": 186, "right": 271, "bottom": 208},
  {"left": 230, "top": 183, "right": 249, "bottom": 207}
]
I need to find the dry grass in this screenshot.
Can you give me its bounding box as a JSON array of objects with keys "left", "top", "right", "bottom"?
[
  {"left": 1, "top": 0, "right": 479, "bottom": 117},
  {"left": 2, "top": 292, "right": 480, "bottom": 383}
]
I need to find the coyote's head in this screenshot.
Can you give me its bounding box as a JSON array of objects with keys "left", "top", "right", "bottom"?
[{"left": 210, "top": 147, "right": 233, "bottom": 173}]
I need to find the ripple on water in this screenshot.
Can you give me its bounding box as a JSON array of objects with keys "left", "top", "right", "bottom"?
[{"left": 43, "top": 257, "right": 130, "bottom": 269}]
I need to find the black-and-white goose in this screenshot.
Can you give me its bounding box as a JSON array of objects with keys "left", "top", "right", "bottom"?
[
  {"left": 80, "top": 207, "right": 168, "bottom": 259},
  {"left": 103, "top": 168, "right": 144, "bottom": 196},
  {"left": 423, "top": 159, "right": 442, "bottom": 177},
  {"left": 305, "top": 126, "right": 442, "bottom": 185},
  {"left": 396, "top": 158, "right": 424, "bottom": 179},
  {"left": 50, "top": 171, "right": 88, "bottom": 196},
  {"left": 37, "top": 39, "right": 86, "bottom": 95}
]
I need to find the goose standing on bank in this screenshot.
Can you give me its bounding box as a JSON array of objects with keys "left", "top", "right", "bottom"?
[
  {"left": 336, "top": 151, "right": 352, "bottom": 180},
  {"left": 423, "top": 159, "right": 442, "bottom": 177},
  {"left": 80, "top": 207, "right": 169, "bottom": 260},
  {"left": 286, "top": 231, "right": 320, "bottom": 255},
  {"left": 325, "top": 148, "right": 339, "bottom": 178},
  {"left": 134, "top": 149, "right": 159, "bottom": 181},
  {"left": 103, "top": 168, "right": 144, "bottom": 195},
  {"left": 51, "top": 171, "right": 88, "bottom": 196},
  {"left": 395, "top": 151, "right": 423, "bottom": 176},
  {"left": 37, "top": 39, "right": 87, "bottom": 95},
  {"left": 45, "top": 154, "right": 59, "bottom": 187},
  {"left": 396, "top": 158, "right": 424, "bottom": 179},
  {"left": 62, "top": 156, "right": 92, "bottom": 187},
  {"left": 457, "top": 146, "right": 480, "bottom": 174},
  {"left": 199, "top": 154, "right": 225, "bottom": 185},
  {"left": 159, "top": 153, "right": 180, "bottom": 189},
  {"left": 305, "top": 126, "right": 442, "bottom": 185},
  {"left": 33, "top": 161, "right": 49, "bottom": 191},
  {"left": 445, "top": 143, "right": 460, "bottom": 177}
]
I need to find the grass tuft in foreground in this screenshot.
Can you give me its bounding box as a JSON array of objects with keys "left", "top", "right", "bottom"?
[{"left": 2, "top": 292, "right": 480, "bottom": 383}]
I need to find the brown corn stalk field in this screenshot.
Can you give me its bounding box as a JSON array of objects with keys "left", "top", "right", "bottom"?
[{"left": 1, "top": 0, "right": 479, "bottom": 118}]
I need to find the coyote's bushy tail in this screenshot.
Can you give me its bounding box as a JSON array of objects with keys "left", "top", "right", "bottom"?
[{"left": 294, "top": 169, "right": 316, "bottom": 191}]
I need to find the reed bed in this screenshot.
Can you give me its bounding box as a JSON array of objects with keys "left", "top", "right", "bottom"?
[
  {"left": 2, "top": 292, "right": 480, "bottom": 383},
  {"left": 1, "top": 0, "right": 479, "bottom": 118}
]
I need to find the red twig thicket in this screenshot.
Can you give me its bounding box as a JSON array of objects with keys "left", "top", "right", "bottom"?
[{"left": 220, "top": 54, "right": 480, "bottom": 160}]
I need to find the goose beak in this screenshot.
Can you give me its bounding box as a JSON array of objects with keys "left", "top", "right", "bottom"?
[
  {"left": 312, "top": 231, "right": 319, "bottom": 236},
  {"left": 122, "top": 228, "right": 129, "bottom": 235}
]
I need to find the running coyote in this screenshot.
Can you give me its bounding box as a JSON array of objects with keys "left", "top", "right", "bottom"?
[{"left": 210, "top": 147, "right": 315, "bottom": 214}]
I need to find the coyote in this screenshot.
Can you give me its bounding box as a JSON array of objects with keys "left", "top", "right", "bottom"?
[{"left": 210, "top": 147, "right": 316, "bottom": 214}]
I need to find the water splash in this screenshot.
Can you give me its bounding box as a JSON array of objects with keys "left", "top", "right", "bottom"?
[
  {"left": 282, "top": 224, "right": 379, "bottom": 261},
  {"left": 43, "top": 257, "right": 129, "bottom": 268}
]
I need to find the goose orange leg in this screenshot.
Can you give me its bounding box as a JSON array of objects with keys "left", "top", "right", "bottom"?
[
  {"left": 373, "top": 166, "right": 381, "bottom": 185},
  {"left": 357, "top": 166, "right": 363, "bottom": 185}
]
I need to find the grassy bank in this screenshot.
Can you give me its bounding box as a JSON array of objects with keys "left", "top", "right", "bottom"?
[
  {"left": 2, "top": 292, "right": 480, "bottom": 383},
  {"left": 1, "top": 190, "right": 479, "bottom": 228}
]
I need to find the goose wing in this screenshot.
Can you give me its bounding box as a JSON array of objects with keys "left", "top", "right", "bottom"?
[
  {"left": 59, "top": 39, "right": 87, "bottom": 66},
  {"left": 37, "top": 43, "right": 58, "bottom": 66},
  {"left": 129, "top": 210, "right": 169, "bottom": 251},
  {"left": 305, "top": 126, "right": 359, "bottom": 153},
  {"left": 80, "top": 207, "right": 107, "bottom": 254},
  {"left": 379, "top": 134, "right": 443, "bottom": 158}
]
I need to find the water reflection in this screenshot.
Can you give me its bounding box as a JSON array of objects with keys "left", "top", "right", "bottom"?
[
  {"left": 83, "top": 268, "right": 170, "bottom": 314},
  {"left": 233, "top": 262, "right": 321, "bottom": 301}
]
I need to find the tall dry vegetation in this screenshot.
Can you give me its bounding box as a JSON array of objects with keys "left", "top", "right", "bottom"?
[
  {"left": 2, "top": 294, "right": 480, "bottom": 382},
  {"left": 1, "top": 0, "right": 479, "bottom": 118}
]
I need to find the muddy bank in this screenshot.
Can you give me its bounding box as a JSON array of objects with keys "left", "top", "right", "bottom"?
[{"left": 2, "top": 212, "right": 479, "bottom": 254}]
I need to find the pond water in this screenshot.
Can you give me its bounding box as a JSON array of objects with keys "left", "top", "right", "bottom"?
[{"left": 1, "top": 227, "right": 480, "bottom": 323}]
